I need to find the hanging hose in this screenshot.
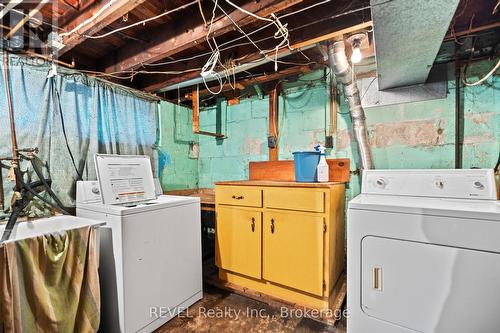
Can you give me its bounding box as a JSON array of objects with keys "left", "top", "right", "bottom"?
[{"left": 27, "top": 155, "right": 68, "bottom": 213}]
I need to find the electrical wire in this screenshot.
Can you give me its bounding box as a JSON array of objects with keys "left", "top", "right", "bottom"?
[
  {"left": 47, "top": 3, "right": 369, "bottom": 85},
  {"left": 60, "top": 0, "right": 119, "bottom": 37},
  {"left": 197, "top": 0, "right": 208, "bottom": 25},
  {"left": 145, "top": 4, "right": 369, "bottom": 68},
  {"left": 52, "top": 80, "right": 82, "bottom": 180},
  {"left": 84, "top": 0, "right": 199, "bottom": 39},
  {"left": 280, "top": 0, "right": 332, "bottom": 19},
  {"left": 462, "top": 58, "right": 500, "bottom": 86}
]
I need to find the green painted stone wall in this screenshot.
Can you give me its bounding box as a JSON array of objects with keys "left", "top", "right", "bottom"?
[
  {"left": 157, "top": 102, "right": 199, "bottom": 190},
  {"left": 158, "top": 59, "right": 499, "bottom": 199}
]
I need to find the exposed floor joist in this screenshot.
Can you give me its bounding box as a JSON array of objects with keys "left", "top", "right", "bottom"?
[
  {"left": 143, "top": 21, "right": 373, "bottom": 93},
  {"left": 103, "top": 0, "right": 304, "bottom": 73},
  {"left": 59, "top": 0, "right": 147, "bottom": 55}
]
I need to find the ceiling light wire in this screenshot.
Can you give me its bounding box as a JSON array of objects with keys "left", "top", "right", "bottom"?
[{"left": 80, "top": 0, "right": 199, "bottom": 39}]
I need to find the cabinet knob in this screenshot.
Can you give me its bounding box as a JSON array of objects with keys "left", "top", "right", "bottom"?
[
  {"left": 251, "top": 217, "right": 255, "bottom": 232},
  {"left": 232, "top": 195, "right": 244, "bottom": 200},
  {"left": 270, "top": 219, "right": 275, "bottom": 234}
]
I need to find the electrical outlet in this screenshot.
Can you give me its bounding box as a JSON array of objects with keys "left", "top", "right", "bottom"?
[
  {"left": 268, "top": 136, "right": 277, "bottom": 148},
  {"left": 325, "top": 136, "right": 334, "bottom": 148}
]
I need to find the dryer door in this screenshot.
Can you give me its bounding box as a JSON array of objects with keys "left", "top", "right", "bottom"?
[{"left": 361, "top": 236, "right": 500, "bottom": 333}]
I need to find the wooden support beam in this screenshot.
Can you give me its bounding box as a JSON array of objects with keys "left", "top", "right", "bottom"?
[
  {"left": 192, "top": 85, "right": 200, "bottom": 133},
  {"left": 444, "top": 21, "right": 500, "bottom": 41},
  {"left": 268, "top": 85, "right": 280, "bottom": 161},
  {"left": 104, "top": 0, "right": 304, "bottom": 73},
  {"left": 59, "top": 0, "right": 146, "bottom": 55},
  {"left": 142, "top": 21, "right": 372, "bottom": 92}
]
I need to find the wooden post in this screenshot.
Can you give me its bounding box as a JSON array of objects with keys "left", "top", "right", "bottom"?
[
  {"left": 192, "top": 85, "right": 200, "bottom": 133},
  {"left": 269, "top": 86, "right": 279, "bottom": 161}
]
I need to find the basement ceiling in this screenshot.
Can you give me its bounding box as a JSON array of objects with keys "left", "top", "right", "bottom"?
[{"left": 0, "top": 0, "right": 498, "bottom": 103}]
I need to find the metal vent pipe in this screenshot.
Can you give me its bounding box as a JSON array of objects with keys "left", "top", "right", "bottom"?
[{"left": 328, "top": 41, "right": 373, "bottom": 170}]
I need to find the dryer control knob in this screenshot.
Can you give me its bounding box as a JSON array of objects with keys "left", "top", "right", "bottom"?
[
  {"left": 376, "top": 178, "right": 387, "bottom": 188},
  {"left": 435, "top": 180, "right": 444, "bottom": 189},
  {"left": 473, "top": 181, "right": 485, "bottom": 190},
  {"left": 92, "top": 187, "right": 100, "bottom": 195}
]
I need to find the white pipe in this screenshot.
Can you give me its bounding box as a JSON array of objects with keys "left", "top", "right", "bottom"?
[
  {"left": 159, "top": 44, "right": 315, "bottom": 92},
  {"left": 0, "top": 0, "right": 22, "bottom": 20}
]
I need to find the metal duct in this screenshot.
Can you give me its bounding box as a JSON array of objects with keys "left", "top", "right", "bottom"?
[
  {"left": 328, "top": 41, "right": 373, "bottom": 170},
  {"left": 371, "top": 0, "right": 460, "bottom": 89}
]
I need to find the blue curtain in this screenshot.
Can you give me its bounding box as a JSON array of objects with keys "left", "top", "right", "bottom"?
[{"left": 0, "top": 53, "right": 158, "bottom": 212}]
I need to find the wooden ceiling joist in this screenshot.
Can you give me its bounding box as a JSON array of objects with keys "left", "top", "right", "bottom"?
[
  {"left": 59, "top": 0, "right": 147, "bottom": 55},
  {"left": 142, "top": 21, "right": 373, "bottom": 92},
  {"left": 103, "top": 0, "right": 304, "bottom": 73}
]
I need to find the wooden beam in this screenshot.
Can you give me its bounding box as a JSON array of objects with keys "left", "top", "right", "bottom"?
[
  {"left": 268, "top": 85, "right": 279, "bottom": 161},
  {"left": 444, "top": 21, "right": 500, "bottom": 41},
  {"left": 104, "top": 0, "right": 304, "bottom": 73},
  {"left": 142, "top": 21, "right": 373, "bottom": 92},
  {"left": 59, "top": 0, "right": 146, "bottom": 55},
  {"left": 192, "top": 85, "right": 200, "bottom": 133}
]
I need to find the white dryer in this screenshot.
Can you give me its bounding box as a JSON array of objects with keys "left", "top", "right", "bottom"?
[
  {"left": 347, "top": 169, "right": 500, "bottom": 333},
  {"left": 76, "top": 155, "right": 202, "bottom": 333}
]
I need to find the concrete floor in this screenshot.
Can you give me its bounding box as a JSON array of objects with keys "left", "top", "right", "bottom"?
[{"left": 155, "top": 284, "right": 347, "bottom": 333}]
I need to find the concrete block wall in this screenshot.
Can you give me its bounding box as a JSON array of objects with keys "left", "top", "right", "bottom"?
[
  {"left": 198, "top": 98, "right": 269, "bottom": 188},
  {"left": 157, "top": 102, "right": 199, "bottom": 190},
  {"left": 158, "top": 59, "right": 499, "bottom": 199}
]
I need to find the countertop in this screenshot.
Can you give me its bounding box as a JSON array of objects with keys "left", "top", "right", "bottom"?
[{"left": 214, "top": 180, "right": 344, "bottom": 188}]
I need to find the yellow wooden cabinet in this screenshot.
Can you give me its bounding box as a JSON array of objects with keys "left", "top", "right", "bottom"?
[{"left": 215, "top": 180, "right": 346, "bottom": 310}]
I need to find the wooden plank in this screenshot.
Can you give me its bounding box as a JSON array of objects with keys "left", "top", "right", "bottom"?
[
  {"left": 291, "top": 21, "right": 372, "bottom": 50},
  {"left": 204, "top": 271, "right": 347, "bottom": 326},
  {"left": 325, "top": 272, "right": 347, "bottom": 326},
  {"left": 249, "top": 159, "right": 350, "bottom": 183},
  {"left": 59, "top": 0, "right": 146, "bottom": 55},
  {"left": 215, "top": 180, "right": 344, "bottom": 188},
  {"left": 192, "top": 85, "right": 200, "bottom": 133},
  {"left": 268, "top": 87, "right": 279, "bottom": 161},
  {"left": 104, "top": 0, "right": 304, "bottom": 73}
]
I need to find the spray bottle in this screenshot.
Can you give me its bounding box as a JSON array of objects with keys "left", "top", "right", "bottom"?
[{"left": 314, "top": 145, "right": 329, "bottom": 182}]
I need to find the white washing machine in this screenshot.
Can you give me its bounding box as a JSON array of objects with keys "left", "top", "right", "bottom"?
[
  {"left": 347, "top": 169, "right": 500, "bottom": 333},
  {"left": 76, "top": 155, "right": 202, "bottom": 333}
]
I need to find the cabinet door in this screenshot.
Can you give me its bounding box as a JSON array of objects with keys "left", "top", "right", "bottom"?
[
  {"left": 263, "top": 211, "right": 324, "bottom": 296},
  {"left": 216, "top": 207, "right": 262, "bottom": 279}
]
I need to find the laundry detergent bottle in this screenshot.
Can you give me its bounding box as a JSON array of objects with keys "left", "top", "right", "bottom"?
[{"left": 314, "top": 145, "right": 329, "bottom": 182}]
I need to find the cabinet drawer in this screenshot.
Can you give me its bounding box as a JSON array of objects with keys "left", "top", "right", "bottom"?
[
  {"left": 216, "top": 186, "right": 262, "bottom": 207},
  {"left": 264, "top": 188, "right": 325, "bottom": 213}
]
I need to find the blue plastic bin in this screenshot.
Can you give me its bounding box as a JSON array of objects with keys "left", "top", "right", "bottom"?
[{"left": 292, "top": 151, "right": 321, "bottom": 182}]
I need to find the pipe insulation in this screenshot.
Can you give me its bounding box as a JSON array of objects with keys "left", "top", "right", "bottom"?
[{"left": 328, "top": 41, "right": 373, "bottom": 170}]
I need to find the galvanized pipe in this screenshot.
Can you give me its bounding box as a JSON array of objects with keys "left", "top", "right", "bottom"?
[
  {"left": 3, "top": 52, "right": 21, "bottom": 191},
  {"left": 328, "top": 41, "right": 373, "bottom": 170}
]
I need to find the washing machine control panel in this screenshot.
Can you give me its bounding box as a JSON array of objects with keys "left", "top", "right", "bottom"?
[
  {"left": 76, "top": 181, "right": 102, "bottom": 204},
  {"left": 362, "top": 169, "right": 497, "bottom": 200}
]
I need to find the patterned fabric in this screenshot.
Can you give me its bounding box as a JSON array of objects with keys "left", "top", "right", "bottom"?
[{"left": 0, "top": 226, "right": 100, "bottom": 332}]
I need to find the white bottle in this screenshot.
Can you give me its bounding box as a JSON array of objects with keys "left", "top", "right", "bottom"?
[{"left": 315, "top": 145, "right": 329, "bottom": 182}]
